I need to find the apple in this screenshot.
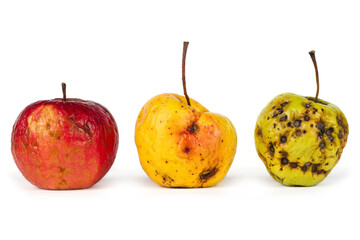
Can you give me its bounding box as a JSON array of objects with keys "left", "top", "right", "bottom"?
[
  {"left": 135, "top": 42, "right": 237, "bottom": 188},
  {"left": 11, "top": 83, "right": 119, "bottom": 190},
  {"left": 254, "top": 51, "right": 349, "bottom": 186}
]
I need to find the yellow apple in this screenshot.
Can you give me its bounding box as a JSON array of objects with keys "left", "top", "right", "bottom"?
[{"left": 135, "top": 42, "right": 237, "bottom": 187}]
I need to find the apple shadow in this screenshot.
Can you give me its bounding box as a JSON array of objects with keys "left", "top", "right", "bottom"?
[{"left": 7, "top": 171, "right": 39, "bottom": 191}]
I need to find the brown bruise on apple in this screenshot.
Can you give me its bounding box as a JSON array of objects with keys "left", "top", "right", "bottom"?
[
  {"left": 11, "top": 99, "right": 119, "bottom": 190},
  {"left": 254, "top": 93, "right": 348, "bottom": 186},
  {"left": 135, "top": 93, "right": 237, "bottom": 188}
]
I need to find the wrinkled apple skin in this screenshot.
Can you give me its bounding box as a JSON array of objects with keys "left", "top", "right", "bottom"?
[
  {"left": 135, "top": 93, "right": 237, "bottom": 188},
  {"left": 255, "top": 93, "right": 348, "bottom": 186},
  {"left": 11, "top": 98, "right": 119, "bottom": 190}
]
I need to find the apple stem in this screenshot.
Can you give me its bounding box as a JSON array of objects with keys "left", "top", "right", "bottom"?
[
  {"left": 182, "top": 41, "right": 191, "bottom": 106},
  {"left": 62, "top": 82, "right": 67, "bottom": 101},
  {"left": 309, "top": 50, "right": 319, "bottom": 102}
]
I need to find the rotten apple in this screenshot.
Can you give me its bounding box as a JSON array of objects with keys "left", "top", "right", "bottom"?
[
  {"left": 135, "top": 42, "right": 237, "bottom": 187},
  {"left": 11, "top": 83, "right": 119, "bottom": 190}
]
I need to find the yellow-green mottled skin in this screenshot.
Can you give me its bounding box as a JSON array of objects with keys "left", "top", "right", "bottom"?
[{"left": 255, "top": 93, "right": 348, "bottom": 186}]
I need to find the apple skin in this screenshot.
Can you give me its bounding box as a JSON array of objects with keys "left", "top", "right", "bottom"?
[
  {"left": 11, "top": 98, "right": 119, "bottom": 190},
  {"left": 255, "top": 93, "right": 348, "bottom": 186},
  {"left": 135, "top": 93, "right": 237, "bottom": 188}
]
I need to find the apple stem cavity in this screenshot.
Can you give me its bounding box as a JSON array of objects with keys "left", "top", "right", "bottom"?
[
  {"left": 182, "top": 41, "right": 191, "bottom": 106},
  {"left": 309, "top": 50, "right": 319, "bottom": 102},
  {"left": 62, "top": 82, "right": 67, "bottom": 101}
]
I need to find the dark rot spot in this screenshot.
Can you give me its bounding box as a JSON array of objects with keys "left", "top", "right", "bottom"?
[
  {"left": 280, "top": 136, "right": 287, "bottom": 143},
  {"left": 312, "top": 164, "right": 320, "bottom": 173},
  {"left": 273, "top": 108, "right": 284, "bottom": 118},
  {"left": 290, "top": 162, "right": 298, "bottom": 168},
  {"left": 281, "top": 151, "right": 288, "bottom": 157},
  {"left": 281, "top": 102, "right": 289, "bottom": 107},
  {"left": 269, "top": 143, "right": 275, "bottom": 156},
  {"left": 318, "top": 132, "right": 323, "bottom": 138},
  {"left": 317, "top": 121, "right": 325, "bottom": 130},
  {"left": 325, "top": 127, "right": 334, "bottom": 136},
  {"left": 328, "top": 135, "right": 334, "bottom": 142},
  {"left": 189, "top": 124, "right": 199, "bottom": 133},
  {"left": 199, "top": 168, "right": 217, "bottom": 180},
  {"left": 305, "top": 103, "right": 311, "bottom": 108},
  {"left": 338, "top": 130, "right": 343, "bottom": 139},
  {"left": 295, "top": 130, "right": 302, "bottom": 137},
  {"left": 257, "top": 125, "right": 262, "bottom": 137},
  {"left": 305, "top": 162, "right": 311, "bottom": 167},
  {"left": 310, "top": 124, "right": 314, "bottom": 128},
  {"left": 184, "top": 147, "right": 190, "bottom": 153},
  {"left": 279, "top": 115, "right": 288, "bottom": 121},
  {"left": 281, "top": 157, "right": 289, "bottom": 165},
  {"left": 162, "top": 174, "right": 174, "bottom": 184},
  {"left": 304, "top": 115, "right": 310, "bottom": 121},
  {"left": 294, "top": 120, "right": 302, "bottom": 127},
  {"left": 317, "top": 170, "right": 324, "bottom": 174},
  {"left": 303, "top": 130, "right": 306, "bottom": 134},
  {"left": 319, "top": 141, "right": 326, "bottom": 149},
  {"left": 287, "top": 122, "right": 292, "bottom": 127},
  {"left": 337, "top": 119, "right": 342, "bottom": 126},
  {"left": 75, "top": 123, "right": 92, "bottom": 137}
]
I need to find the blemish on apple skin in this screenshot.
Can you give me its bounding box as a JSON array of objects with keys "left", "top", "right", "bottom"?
[
  {"left": 281, "top": 157, "right": 289, "bottom": 165},
  {"left": 338, "top": 130, "right": 343, "bottom": 139},
  {"left": 279, "top": 115, "right": 287, "bottom": 121},
  {"left": 75, "top": 123, "right": 92, "bottom": 138},
  {"left": 199, "top": 167, "right": 217, "bottom": 180},
  {"left": 184, "top": 147, "right": 190, "bottom": 153},
  {"left": 294, "top": 120, "right": 302, "bottom": 128},
  {"left": 290, "top": 162, "right": 298, "bottom": 168},
  {"left": 268, "top": 143, "right": 275, "bottom": 157},
  {"left": 319, "top": 141, "right": 326, "bottom": 149},
  {"left": 188, "top": 123, "right": 199, "bottom": 133},
  {"left": 256, "top": 125, "right": 262, "bottom": 137},
  {"left": 281, "top": 102, "right": 289, "bottom": 107},
  {"left": 162, "top": 175, "right": 174, "bottom": 185}
]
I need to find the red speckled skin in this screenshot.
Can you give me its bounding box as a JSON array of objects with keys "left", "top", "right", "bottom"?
[{"left": 11, "top": 98, "right": 119, "bottom": 190}]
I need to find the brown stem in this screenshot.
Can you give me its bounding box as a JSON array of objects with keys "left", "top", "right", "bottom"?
[
  {"left": 309, "top": 50, "right": 319, "bottom": 102},
  {"left": 182, "top": 41, "right": 191, "bottom": 106},
  {"left": 62, "top": 82, "right": 67, "bottom": 101}
]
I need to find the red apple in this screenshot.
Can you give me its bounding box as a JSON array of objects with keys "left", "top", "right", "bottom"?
[{"left": 11, "top": 83, "right": 119, "bottom": 190}]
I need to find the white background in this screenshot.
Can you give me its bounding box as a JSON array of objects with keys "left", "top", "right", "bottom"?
[{"left": 0, "top": 1, "right": 359, "bottom": 239}]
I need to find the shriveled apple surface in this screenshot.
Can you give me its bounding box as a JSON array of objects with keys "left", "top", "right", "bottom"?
[{"left": 0, "top": 1, "right": 359, "bottom": 240}]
